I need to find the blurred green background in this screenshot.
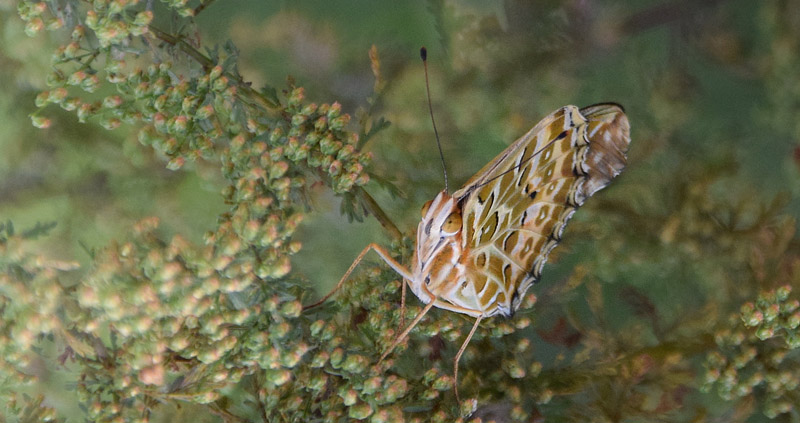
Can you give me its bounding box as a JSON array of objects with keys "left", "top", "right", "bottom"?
[{"left": 2, "top": 0, "right": 800, "bottom": 419}]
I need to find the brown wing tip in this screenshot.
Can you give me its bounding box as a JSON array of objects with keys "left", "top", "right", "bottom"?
[
  {"left": 579, "top": 104, "right": 631, "bottom": 197},
  {"left": 585, "top": 102, "right": 625, "bottom": 113}
]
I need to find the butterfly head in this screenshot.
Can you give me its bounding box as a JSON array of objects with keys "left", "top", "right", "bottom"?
[
  {"left": 410, "top": 191, "right": 467, "bottom": 301},
  {"left": 419, "top": 191, "right": 462, "bottom": 239}
]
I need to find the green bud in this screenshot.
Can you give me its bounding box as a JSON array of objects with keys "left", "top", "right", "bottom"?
[
  {"left": 291, "top": 113, "right": 308, "bottom": 127},
  {"left": 743, "top": 310, "right": 763, "bottom": 327},
  {"left": 266, "top": 369, "right": 291, "bottom": 386},
  {"left": 24, "top": 17, "right": 44, "bottom": 36},
  {"left": 269, "top": 161, "right": 289, "bottom": 180},
  {"left": 280, "top": 300, "right": 302, "bottom": 318},
  {"left": 308, "top": 373, "right": 327, "bottom": 392},
  {"left": 361, "top": 376, "right": 383, "bottom": 395},
  {"left": 329, "top": 114, "right": 350, "bottom": 131},
  {"left": 170, "top": 115, "right": 189, "bottom": 134},
  {"left": 786, "top": 311, "right": 800, "bottom": 329},
  {"left": 503, "top": 359, "right": 526, "bottom": 379},
  {"left": 30, "top": 115, "right": 51, "bottom": 129},
  {"left": 786, "top": 333, "right": 800, "bottom": 349},
  {"left": 288, "top": 87, "right": 305, "bottom": 108},
  {"left": 755, "top": 326, "right": 774, "bottom": 340},
  {"left": 99, "top": 117, "right": 121, "bottom": 130},
  {"left": 341, "top": 354, "right": 368, "bottom": 374},
  {"left": 103, "top": 95, "right": 123, "bottom": 109},
  {"left": 314, "top": 116, "right": 328, "bottom": 131},
  {"left": 62, "top": 98, "right": 81, "bottom": 111},
  {"left": 764, "top": 304, "right": 780, "bottom": 322},
  {"left": 330, "top": 347, "right": 344, "bottom": 368},
  {"left": 212, "top": 76, "right": 229, "bottom": 92},
  {"left": 431, "top": 375, "right": 452, "bottom": 391},
  {"left": 166, "top": 157, "right": 185, "bottom": 170},
  {"left": 77, "top": 103, "right": 94, "bottom": 122},
  {"left": 33, "top": 91, "right": 50, "bottom": 107},
  {"left": 348, "top": 402, "right": 373, "bottom": 420},
  {"left": 383, "top": 376, "right": 408, "bottom": 402},
  {"left": 776, "top": 284, "right": 792, "bottom": 301},
  {"left": 134, "top": 10, "right": 154, "bottom": 26},
  {"left": 421, "top": 388, "right": 439, "bottom": 401},
  {"left": 327, "top": 102, "right": 342, "bottom": 119},
  {"left": 310, "top": 351, "right": 329, "bottom": 368},
  {"left": 310, "top": 320, "right": 326, "bottom": 337},
  {"left": 340, "top": 388, "right": 358, "bottom": 406},
  {"left": 196, "top": 104, "right": 214, "bottom": 120}
]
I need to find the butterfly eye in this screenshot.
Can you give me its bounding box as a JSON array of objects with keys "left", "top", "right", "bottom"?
[
  {"left": 441, "top": 212, "right": 462, "bottom": 233},
  {"left": 421, "top": 200, "right": 433, "bottom": 217}
]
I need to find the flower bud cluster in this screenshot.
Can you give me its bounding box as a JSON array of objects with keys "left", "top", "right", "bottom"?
[
  {"left": 17, "top": 1, "right": 63, "bottom": 36},
  {"left": 702, "top": 285, "right": 800, "bottom": 418},
  {"left": 3, "top": 394, "right": 58, "bottom": 422},
  {"left": 61, "top": 215, "right": 317, "bottom": 421},
  {"left": 740, "top": 285, "right": 800, "bottom": 348},
  {"left": 31, "top": 7, "right": 374, "bottom": 296},
  {"left": 18, "top": 0, "right": 192, "bottom": 42},
  {"left": 127, "top": 62, "right": 227, "bottom": 163},
  {"left": 0, "top": 235, "right": 75, "bottom": 405},
  {"left": 273, "top": 267, "right": 409, "bottom": 421},
  {"left": 269, "top": 87, "right": 372, "bottom": 193}
]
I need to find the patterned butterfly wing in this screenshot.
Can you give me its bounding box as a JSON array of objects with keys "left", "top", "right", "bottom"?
[{"left": 452, "top": 104, "right": 630, "bottom": 316}]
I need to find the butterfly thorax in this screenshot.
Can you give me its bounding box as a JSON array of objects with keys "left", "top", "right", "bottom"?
[
  {"left": 410, "top": 192, "right": 464, "bottom": 298},
  {"left": 409, "top": 191, "right": 500, "bottom": 318}
]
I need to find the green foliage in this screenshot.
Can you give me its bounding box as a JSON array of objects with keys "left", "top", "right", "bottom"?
[
  {"left": 2, "top": 0, "right": 800, "bottom": 422},
  {"left": 0, "top": 220, "right": 57, "bottom": 241}
]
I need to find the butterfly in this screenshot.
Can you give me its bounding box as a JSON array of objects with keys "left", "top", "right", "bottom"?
[{"left": 307, "top": 102, "right": 631, "bottom": 401}]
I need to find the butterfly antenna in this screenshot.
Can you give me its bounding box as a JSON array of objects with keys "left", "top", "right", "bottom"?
[
  {"left": 421, "top": 47, "right": 449, "bottom": 193},
  {"left": 474, "top": 136, "right": 560, "bottom": 191}
]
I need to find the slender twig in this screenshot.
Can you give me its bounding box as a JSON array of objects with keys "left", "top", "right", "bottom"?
[
  {"left": 205, "top": 403, "right": 244, "bottom": 423},
  {"left": 252, "top": 376, "right": 270, "bottom": 423},
  {"left": 192, "top": 0, "right": 217, "bottom": 16},
  {"left": 355, "top": 186, "right": 402, "bottom": 241}
]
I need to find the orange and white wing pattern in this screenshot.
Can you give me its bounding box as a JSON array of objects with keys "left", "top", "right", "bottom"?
[{"left": 452, "top": 103, "right": 630, "bottom": 316}]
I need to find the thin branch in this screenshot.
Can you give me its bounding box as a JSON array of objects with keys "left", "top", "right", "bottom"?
[
  {"left": 192, "top": 0, "right": 217, "bottom": 16},
  {"left": 146, "top": 25, "right": 279, "bottom": 110},
  {"left": 356, "top": 186, "right": 402, "bottom": 241}
]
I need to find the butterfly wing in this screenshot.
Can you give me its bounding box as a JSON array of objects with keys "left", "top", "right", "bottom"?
[{"left": 453, "top": 104, "right": 630, "bottom": 315}]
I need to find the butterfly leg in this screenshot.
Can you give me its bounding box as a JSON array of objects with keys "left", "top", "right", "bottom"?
[
  {"left": 303, "top": 243, "right": 413, "bottom": 311},
  {"left": 379, "top": 299, "right": 436, "bottom": 363},
  {"left": 380, "top": 277, "right": 448, "bottom": 364},
  {"left": 453, "top": 315, "right": 483, "bottom": 402},
  {"left": 399, "top": 275, "right": 408, "bottom": 330}
]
